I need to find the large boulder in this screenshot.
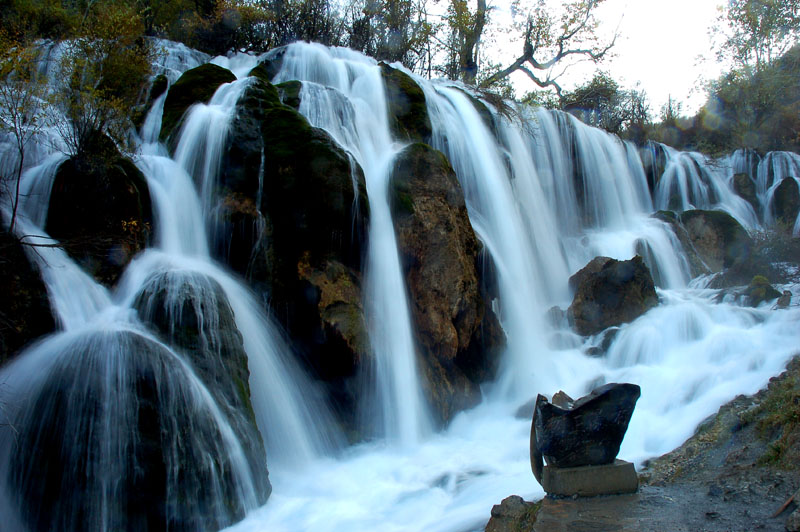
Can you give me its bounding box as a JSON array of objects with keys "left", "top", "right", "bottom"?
[
  {"left": 390, "top": 143, "right": 504, "bottom": 424},
  {"left": 530, "top": 383, "right": 641, "bottom": 483},
  {"left": 10, "top": 330, "right": 265, "bottom": 532},
  {"left": 209, "top": 71, "right": 371, "bottom": 432},
  {"left": 568, "top": 256, "right": 658, "bottom": 337},
  {"left": 160, "top": 63, "right": 237, "bottom": 142},
  {"left": 46, "top": 134, "right": 152, "bottom": 287},
  {"left": 772, "top": 177, "right": 800, "bottom": 228},
  {"left": 380, "top": 63, "right": 432, "bottom": 144},
  {"left": 639, "top": 141, "right": 668, "bottom": 194},
  {"left": 133, "top": 270, "right": 271, "bottom": 508},
  {"left": 0, "top": 229, "right": 55, "bottom": 364},
  {"left": 484, "top": 495, "right": 540, "bottom": 532},
  {"left": 744, "top": 275, "right": 781, "bottom": 307},
  {"left": 678, "top": 209, "right": 753, "bottom": 272}
]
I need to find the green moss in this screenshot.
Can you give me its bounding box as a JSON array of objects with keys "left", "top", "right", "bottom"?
[
  {"left": 160, "top": 63, "right": 236, "bottom": 142},
  {"left": 752, "top": 371, "right": 800, "bottom": 467},
  {"left": 276, "top": 80, "right": 302, "bottom": 110},
  {"left": 380, "top": 62, "right": 431, "bottom": 143}
]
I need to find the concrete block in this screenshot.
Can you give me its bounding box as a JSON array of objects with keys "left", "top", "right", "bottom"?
[{"left": 542, "top": 459, "right": 638, "bottom": 497}]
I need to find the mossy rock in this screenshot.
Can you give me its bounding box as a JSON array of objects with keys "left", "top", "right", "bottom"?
[
  {"left": 745, "top": 275, "right": 781, "bottom": 307},
  {"left": 380, "top": 62, "right": 432, "bottom": 143},
  {"left": 679, "top": 209, "right": 753, "bottom": 271},
  {"left": 149, "top": 74, "right": 169, "bottom": 101},
  {"left": 160, "top": 63, "right": 237, "bottom": 142},
  {"left": 46, "top": 134, "right": 152, "bottom": 287},
  {"left": 254, "top": 46, "right": 288, "bottom": 83},
  {"left": 276, "top": 80, "right": 302, "bottom": 110},
  {"left": 651, "top": 210, "right": 711, "bottom": 278}
]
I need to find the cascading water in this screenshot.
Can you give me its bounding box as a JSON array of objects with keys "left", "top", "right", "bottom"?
[
  {"left": 272, "top": 43, "right": 432, "bottom": 445},
  {"left": 2, "top": 40, "right": 800, "bottom": 532}
]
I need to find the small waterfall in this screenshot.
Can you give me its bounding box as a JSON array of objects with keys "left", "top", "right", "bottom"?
[{"left": 273, "top": 42, "right": 432, "bottom": 445}]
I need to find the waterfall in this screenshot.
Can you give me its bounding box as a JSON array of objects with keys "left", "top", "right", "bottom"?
[
  {"left": 272, "top": 42, "right": 432, "bottom": 445},
  {"left": 2, "top": 41, "right": 800, "bottom": 532}
]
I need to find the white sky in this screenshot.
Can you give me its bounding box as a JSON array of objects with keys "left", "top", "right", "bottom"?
[{"left": 490, "top": 0, "right": 727, "bottom": 116}]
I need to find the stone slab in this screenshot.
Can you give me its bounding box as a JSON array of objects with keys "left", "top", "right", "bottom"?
[{"left": 542, "top": 459, "right": 638, "bottom": 497}]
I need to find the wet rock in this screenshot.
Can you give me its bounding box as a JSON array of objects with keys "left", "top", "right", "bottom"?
[
  {"left": 391, "top": 142, "right": 504, "bottom": 424},
  {"left": 679, "top": 209, "right": 753, "bottom": 272},
  {"left": 484, "top": 495, "right": 540, "bottom": 532},
  {"left": 744, "top": 275, "right": 781, "bottom": 307},
  {"left": 640, "top": 141, "right": 668, "bottom": 194},
  {"left": 773, "top": 177, "right": 800, "bottom": 229},
  {"left": 652, "top": 210, "right": 711, "bottom": 278},
  {"left": 380, "top": 63, "right": 432, "bottom": 144},
  {"left": 211, "top": 72, "right": 370, "bottom": 432},
  {"left": 160, "top": 63, "right": 237, "bottom": 142},
  {"left": 11, "top": 330, "right": 264, "bottom": 532},
  {"left": 733, "top": 172, "right": 759, "bottom": 214},
  {"left": 46, "top": 134, "right": 152, "bottom": 287},
  {"left": 0, "top": 228, "right": 55, "bottom": 364},
  {"left": 255, "top": 46, "right": 287, "bottom": 82},
  {"left": 276, "top": 80, "right": 302, "bottom": 110},
  {"left": 134, "top": 271, "right": 271, "bottom": 505},
  {"left": 568, "top": 256, "right": 658, "bottom": 336},
  {"left": 568, "top": 256, "right": 612, "bottom": 294},
  {"left": 530, "top": 383, "right": 641, "bottom": 483}
]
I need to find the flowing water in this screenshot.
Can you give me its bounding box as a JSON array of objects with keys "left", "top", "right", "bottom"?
[{"left": 1, "top": 41, "right": 799, "bottom": 532}]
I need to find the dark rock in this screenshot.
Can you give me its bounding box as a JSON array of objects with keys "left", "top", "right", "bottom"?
[
  {"left": 255, "top": 46, "right": 287, "bottom": 82},
  {"left": 149, "top": 73, "right": 169, "bottom": 101},
  {"left": 134, "top": 271, "right": 271, "bottom": 507},
  {"left": 484, "top": 495, "right": 540, "bottom": 532},
  {"left": 679, "top": 209, "right": 753, "bottom": 272},
  {"left": 390, "top": 142, "right": 504, "bottom": 424},
  {"left": 652, "top": 210, "right": 711, "bottom": 278},
  {"left": 773, "top": 177, "right": 800, "bottom": 229},
  {"left": 380, "top": 63, "right": 432, "bottom": 144},
  {"left": 744, "top": 275, "right": 781, "bottom": 307},
  {"left": 530, "top": 383, "right": 641, "bottom": 483},
  {"left": 733, "top": 172, "right": 759, "bottom": 214},
  {"left": 640, "top": 141, "right": 668, "bottom": 194},
  {"left": 568, "top": 256, "right": 612, "bottom": 294},
  {"left": 46, "top": 134, "right": 152, "bottom": 286},
  {"left": 276, "top": 80, "right": 302, "bottom": 110},
  {"left": 211, "top": 72, "right": 370, "bottom": 433},
  {"left": 10, "top": 330, "right": 265, "bottom": 532},
  {"left": 160, "top": 63, "right": 237, "bottom": 142},
  {"left": 0, "top": 229, "right": 55, "bottom": 364},
  {"left": 568, "top": 256, "right": 658, "bottom": 336}
]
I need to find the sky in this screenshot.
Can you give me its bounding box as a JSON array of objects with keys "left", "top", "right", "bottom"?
[{"left": 493, "top": 0, "right": 727, "bottom": 116}]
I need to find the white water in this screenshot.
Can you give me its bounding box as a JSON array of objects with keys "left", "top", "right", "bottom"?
[
  {"left": 272, "top": 43, "right": 432, "bottom": 445},
  {"left": 2, "top": 40, "right": 800, "bottom": 532}
]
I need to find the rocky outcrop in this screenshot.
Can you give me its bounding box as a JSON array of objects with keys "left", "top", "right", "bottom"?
[
  {"left": 568, "top": 256, "right": 612, "bottom": 294},
  {"left": 380, "top": 63, "right": 431, "bottom": 144},
  {"left": 46, "top": 134, "right": 152, "bottom": 286},
  {"left": 208, "top": 71, "right": 370, "bottom": 431},
  {"left": 133, "top": 270, "right": 271, "bottom": 509},
  {"left": 11, "top": 330, "right": 265, "bottom": 532},
  {"left": 772, "top": 177, "right": 800, "bottom": 228},
  {"left": 0, "top": 229, "right": 55, "bottom": 364},
  {"left": 160, "top": 63, "right": 237, "bottom": 142},
  {"left": 733, "top": 172, "right": 759, "bottom": 214},
  {"left": 390, "top": 143, "right": 504, "bottom": 424},
  {"left": 652, "top": 210, "right": 711, "bottom": 279},
  {"left": 530, "top": 383, "right": 641, "bottom": 481},
  {"left": 678, "top": 209, "right": 752, "bottom": 272},
  {"left": 640, "top": 141, "right": 668, "bottom": 194},
  {"left": 568, "top": 256, "right": 658, "bottom": 337}
]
